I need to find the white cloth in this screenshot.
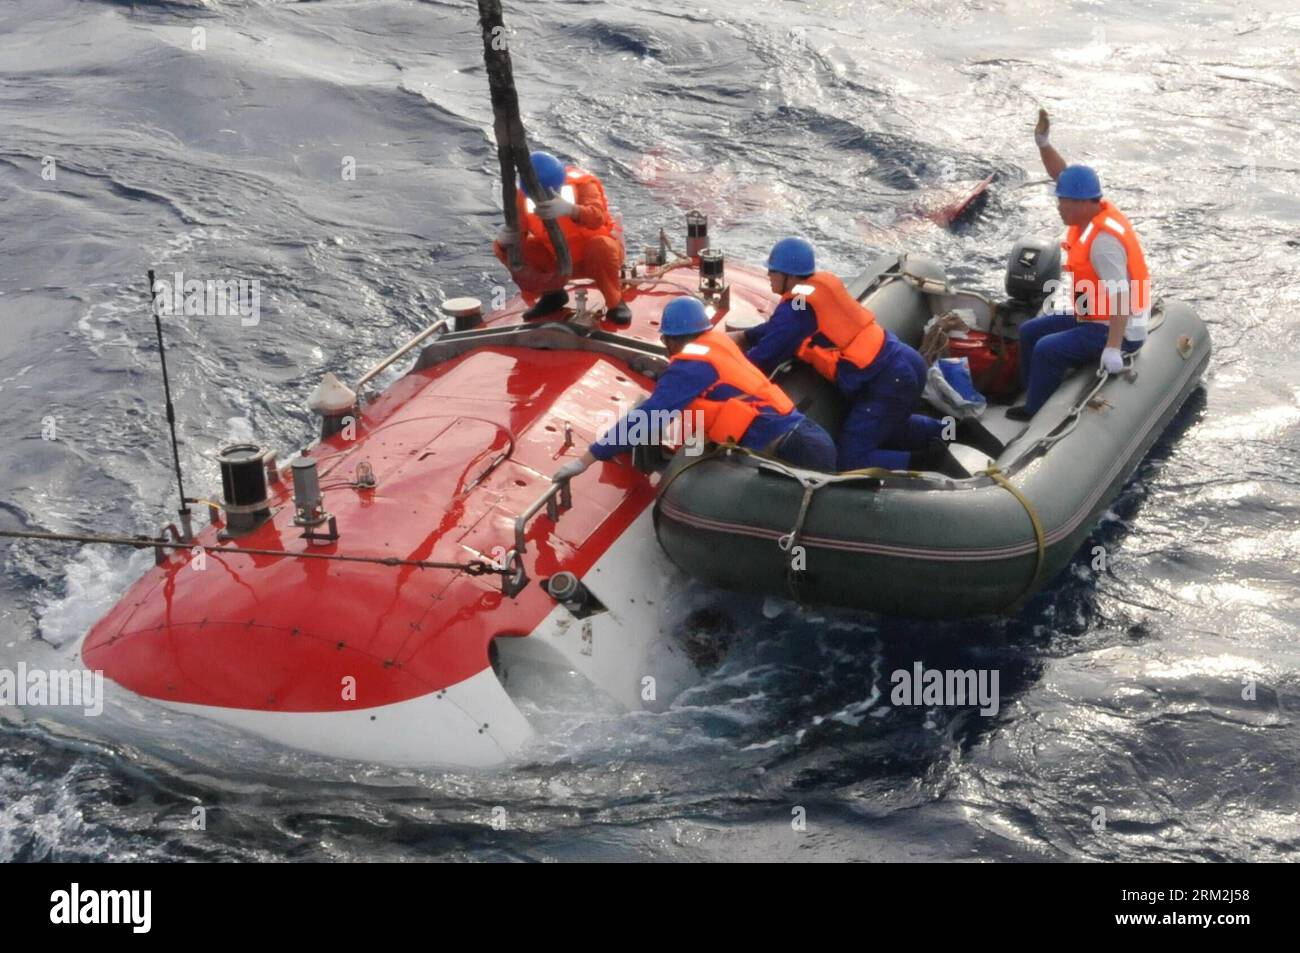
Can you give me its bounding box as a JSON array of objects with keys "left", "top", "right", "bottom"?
[{"left": 922, "top": 364, "right": 986, "bottom": 419}]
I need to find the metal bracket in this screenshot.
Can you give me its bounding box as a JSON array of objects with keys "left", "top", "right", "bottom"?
[
  {"left": 513, "top": 478, "right": 574, "bottom": 557},
  {"left": 705, "top": 282, "right": 732, "bottom": 316},
  {"left": 154, "top": 523, "right": 185, "bottom": 566},
  {"left": 299, "top": 515, "right": 339, "bottom": 545},
  {"left": 500, "top": 549, "right": 528, "bottom": 599},
  {"left": 411, "top": 321, "right": 669, "bottom": 382}
]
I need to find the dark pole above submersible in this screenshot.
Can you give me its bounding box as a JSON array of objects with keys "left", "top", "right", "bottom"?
[
  {"left": 476, "top": 0, "right": 571, "bottom": 279},
  {"left": 147, "top": 268, "right": 193, "bottom": 543}
]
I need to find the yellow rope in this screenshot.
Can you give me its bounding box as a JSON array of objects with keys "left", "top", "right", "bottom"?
[
  {"left": 657, "top": 448, "right": 1050, "bottom": 607},
  {"left": 832, "top": 465, "right": 921, "bottom": 480},
  {"left": 982, "top": 464, "right": 1047, "bottom": 603}
]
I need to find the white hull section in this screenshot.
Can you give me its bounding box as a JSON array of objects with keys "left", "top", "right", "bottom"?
[
  {"left": 100, "top": 510, "right": 695, "bottom": 769},
  {"left": 159, "top": 666, "right": 533, "bottom": 769},
  {"left": 494, "top": 508, "right": 699, "bottom": 713}
]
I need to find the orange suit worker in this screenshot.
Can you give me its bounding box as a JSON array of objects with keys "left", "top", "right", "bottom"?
[{"left": 493, "top": 151, "right": 631, "bottom": 325}]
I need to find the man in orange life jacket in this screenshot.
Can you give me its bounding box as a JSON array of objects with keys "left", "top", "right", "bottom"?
[
  {"left": 734, "top": 238, "right": 991, "bottom": 475},
  {"left": 1007, "top": 109, "right": 1150, "bottom": 421},
  {"left": 550, "top": 297, "right": 837, "bottom": 482},
  {"left": 494, "top": 151, "right": 632, "bottom": 325}
]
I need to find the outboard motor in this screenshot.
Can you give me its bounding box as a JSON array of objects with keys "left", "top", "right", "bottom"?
[{"left": 1004, "top": 236, "right": 1062, "bottom": 313}]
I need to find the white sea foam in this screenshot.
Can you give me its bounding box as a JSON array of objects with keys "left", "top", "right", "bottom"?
[{"left": 36, "top": 546, "right": 152, "bottom": 650}]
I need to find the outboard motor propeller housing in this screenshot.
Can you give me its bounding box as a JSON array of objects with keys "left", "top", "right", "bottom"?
[{"left": 1005, "top": 236, "right": 1062, "bottom": 309}]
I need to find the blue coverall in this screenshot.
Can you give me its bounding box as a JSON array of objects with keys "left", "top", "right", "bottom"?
[
  {"left": 743, "top": 298, "right": 942, "bottom": 471},
  {"left": 591, "top": 358, "right": 837, "bottom": 470},
  {"left": 1018, "top": 313, "right": 1143, "bottom": 414}
]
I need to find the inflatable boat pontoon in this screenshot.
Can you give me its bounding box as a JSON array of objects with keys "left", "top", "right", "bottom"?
[{"left": 654, "top": 248, "right": 1210, "bottom": 618}]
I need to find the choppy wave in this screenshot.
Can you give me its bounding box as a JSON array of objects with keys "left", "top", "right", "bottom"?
[{"left": 1, "top": 0, "right": 1297, "bottom": 860}]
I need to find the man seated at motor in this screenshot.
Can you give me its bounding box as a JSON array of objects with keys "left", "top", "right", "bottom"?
[
  {"left": 551, "top": 297, "right": 837, "bottom": 482},
  {"left": 1007, "top": 109, "right": 1150, "bottom": 421},
  {"left": 733, "top": 237, "right": 1002, "bottom": 475},
  {"left": 493, "top": 151, "right": 632, "bottom": 325}
]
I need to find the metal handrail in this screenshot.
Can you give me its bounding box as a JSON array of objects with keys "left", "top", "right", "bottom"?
[
  {"left": 513, "top": 477, "right": 573, "bottom": 556},
  {"left": 412, "top": 320, "right": 669, "bottom": 375},
  {"left": 355, "top": 317, "right": 453, "bottom": 393}
]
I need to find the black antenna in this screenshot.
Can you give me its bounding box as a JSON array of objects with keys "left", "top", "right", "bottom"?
[{"left": 148, "top": 269, "right": 193, "bottom": 542}]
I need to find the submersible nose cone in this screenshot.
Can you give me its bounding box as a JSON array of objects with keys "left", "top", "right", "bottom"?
[{"left": 308, "top": 371, "right": 357, "bottom": 416}]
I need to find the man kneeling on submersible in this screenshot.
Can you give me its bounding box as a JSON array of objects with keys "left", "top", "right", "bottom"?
[{"left": 551, "top": 297, "right": 837, "bottom": 482}]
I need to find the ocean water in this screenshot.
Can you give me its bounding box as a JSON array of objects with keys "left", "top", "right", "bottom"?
[{"left": 1, "top": 0, "right": 1297, "bottom": 861}]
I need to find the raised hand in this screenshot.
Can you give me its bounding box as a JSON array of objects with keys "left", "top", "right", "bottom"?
[{"left": 1035, "top": 108, "right": 1050, "bottom": 141}]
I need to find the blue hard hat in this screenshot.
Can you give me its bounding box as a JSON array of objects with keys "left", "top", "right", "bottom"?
[
  {"left": 1055, "top": 164, "right": 1102, "bottom": 200},
  {"left": 660, "top": 297, "right": 712, "bottom": 337},
  {"left": 766, "top": 237, "right": 816, "bottom": 276},
  {"left": 523, "top": 151, "right": 566, "bottom": 192}
]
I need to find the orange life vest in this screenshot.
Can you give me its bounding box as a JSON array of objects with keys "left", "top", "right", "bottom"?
[
  {"left": 519, "top": 166, "right": 620, "bottom": 262},
  {"left": 671, "top": 328, "right": 796, "bottom": 444},
  {"left": 782, "top": 271, "right": 887, "bottom": 381},
  {"left": 1063, "top": 200, "right": 1151, "bottom": 322}
]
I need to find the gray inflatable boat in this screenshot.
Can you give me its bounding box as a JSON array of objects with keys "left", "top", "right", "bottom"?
[{"left": 653, "top": 245, "right": 1211, "bottom": 618}]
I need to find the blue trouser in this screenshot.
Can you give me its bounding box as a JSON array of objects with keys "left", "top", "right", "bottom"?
[
  {"left": 1019, "top": 312, "right": 1142, "bottom": 413},
  {"left": 838, "top": 345, "right": 943, "bottom": 471},
  {"left": 770, "top": 417, "right": 838, "bottom": 471}
]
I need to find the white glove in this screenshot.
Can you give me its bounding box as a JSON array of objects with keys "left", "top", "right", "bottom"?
[
  {"left": 535, "top": 196, "right": 576, "bottom": 221},
  {"left": 552, "top": 458, "right": 588, "bottom": 482},
  {"left": 1101, "top": 347, "right": 1124, "bottom": 374},
  {"left": 496, "top": 225, "right": 519, "bottom": 246},
  {"left": 1034, "top": 108, "right": 1050, "bottom": 147}
]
